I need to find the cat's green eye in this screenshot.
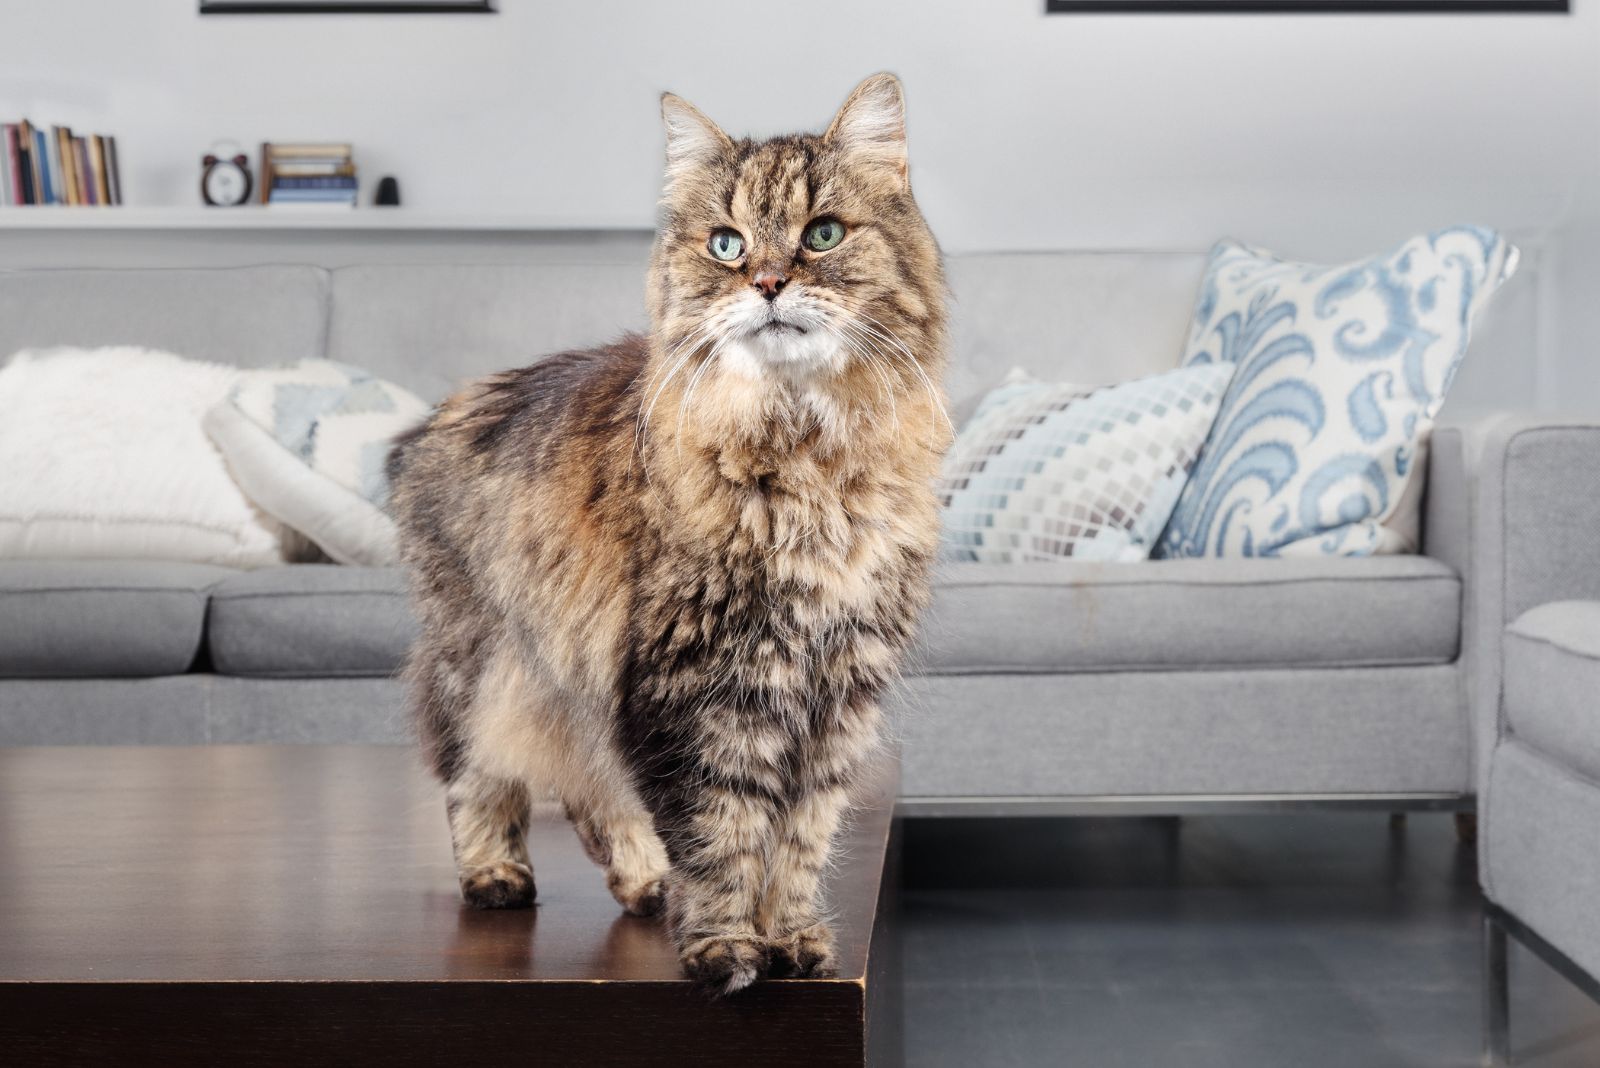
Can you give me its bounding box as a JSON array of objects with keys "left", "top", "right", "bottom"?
[
  {"left": 804, "top": 218, "right": 846, "bottom": 252},
  {"left": 708, "top": 229, "right": 745, "bottom": 262}
]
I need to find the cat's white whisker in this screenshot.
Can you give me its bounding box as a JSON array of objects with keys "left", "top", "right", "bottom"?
[
  {"left": 832, "top": 319, "right": 904, "bottom": 433},
  {"left": 635, "top": 321, "right": 717, "bottom": 473},
  {"left": 848, "top": 310, "right": 953, "bottom": 434},
  {"left": 673, "top": 334, "right": 729, "bottom": 460}
]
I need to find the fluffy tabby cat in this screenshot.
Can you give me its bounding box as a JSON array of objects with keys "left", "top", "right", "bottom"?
[{"left": 388, "top": 73, "right": 948, "bottom": 994}]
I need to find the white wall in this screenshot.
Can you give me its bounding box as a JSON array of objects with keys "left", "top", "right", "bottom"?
[
  {"left": 3, "top": 1, "right": 1597, "bottom": 245},
  {"left": 1, "top": 0, "right": 1597, "bottom": 409}
]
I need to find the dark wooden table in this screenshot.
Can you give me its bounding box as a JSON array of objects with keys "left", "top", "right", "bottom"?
[{"left": 0, "top": 746, "right": 902, "bottom": 1067}]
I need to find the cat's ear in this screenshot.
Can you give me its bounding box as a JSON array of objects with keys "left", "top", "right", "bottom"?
[
  {"left": 661, "top": 92, "right": 732, "bottom": 186},
  {"left": 825, "top": 73, "right": 909, "bottom": 189}
]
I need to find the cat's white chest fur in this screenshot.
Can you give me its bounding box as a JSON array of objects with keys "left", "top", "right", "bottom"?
[{"left": 720, "top": 328, "right": 846, "bottom": 381}]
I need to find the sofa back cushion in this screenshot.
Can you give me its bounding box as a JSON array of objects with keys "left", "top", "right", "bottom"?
[
  {"left": 0, "top": 266, "right": 329, "bottom": 368},
  {"left": 327, "top": 262, "right": 651, "bottom": 401},
  {"left": 322, "top": 252, "right": 1205, "bottom": 406},
  {"left": 944, "top": 252, "right": 1201, "bottom": 420},
  {"left": 3, "top": 247, "right": 1525, "bottom": 420}
]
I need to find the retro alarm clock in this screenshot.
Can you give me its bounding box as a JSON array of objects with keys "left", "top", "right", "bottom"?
[{"left": 201, "top": 142, "right": 253, "bottom": 207}]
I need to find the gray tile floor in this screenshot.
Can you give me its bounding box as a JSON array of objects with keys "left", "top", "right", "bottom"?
[{"left": 900, "top": 813, "right": 1600, "bottom": 1068}]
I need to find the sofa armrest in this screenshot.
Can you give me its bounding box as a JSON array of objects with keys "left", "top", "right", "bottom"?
[
  {"left": 1468, "top": 415, "right": 1600, "bottom": 792},
  {"left": 1422, "top": 425, "right": 1470, "bottom": 578}
]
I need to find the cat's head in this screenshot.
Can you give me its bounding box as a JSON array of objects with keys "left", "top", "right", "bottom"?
[{"left": 647, "top": 74, "right": 944, "bottom": 389}]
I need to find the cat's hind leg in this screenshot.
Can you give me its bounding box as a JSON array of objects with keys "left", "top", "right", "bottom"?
[
  {"left": 447, "top": 770, "right": 535, "bottom": 909},
  {"left": 565, "top": 795, "right": 670, "bottom": 917},
  {"left": 404, "top": 573, "right": 533, "bottom": 907}
]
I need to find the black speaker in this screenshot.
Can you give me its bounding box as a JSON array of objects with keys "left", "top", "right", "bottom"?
[{"left": 374, "top": 176, "right": 401, "bottom": 207}]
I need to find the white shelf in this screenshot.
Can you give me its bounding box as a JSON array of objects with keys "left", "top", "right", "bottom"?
[{"left": 0, "top": 207, "right": 650, "bottom": 232}]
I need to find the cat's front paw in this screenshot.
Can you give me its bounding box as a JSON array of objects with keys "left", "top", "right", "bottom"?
[
  {"left": 680, "top": 934, "right": 770, "bottom": 995},
  {"left": 460, "top": 861, "right": 536, "bottom": 909},
  {"left": 608, "top": 872, "right": 667, "bottom": 917},
  {"left": 768, "top": 923, "right": 837, "bottom": 978}
]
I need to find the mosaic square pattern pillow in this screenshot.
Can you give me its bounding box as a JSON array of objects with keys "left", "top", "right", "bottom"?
[
  {"left": 938, "top": 363, "right": 1235, "bottom": 564},
  {"left": 204, "top": 359, "right": 432, "bottom": 566},
  {"left": 1157, "top": 226, "right": 1519, "bottom": 559}
]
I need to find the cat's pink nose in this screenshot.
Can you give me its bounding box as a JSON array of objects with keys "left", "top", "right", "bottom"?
[{"left": 752, "top": 271, "right": 787, "bottom": 301}]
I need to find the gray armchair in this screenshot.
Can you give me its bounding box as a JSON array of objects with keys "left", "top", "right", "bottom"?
[{"left": 1472, "top": 416, "right": 1600, "bottom": 1065}]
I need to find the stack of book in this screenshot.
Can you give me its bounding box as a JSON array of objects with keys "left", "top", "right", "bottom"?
[
  {"left": 260, "top": 142, "right": 357, "bottom": 208},
  {"left": 1, "top": 121, "right": 122, "bottom": 206}
]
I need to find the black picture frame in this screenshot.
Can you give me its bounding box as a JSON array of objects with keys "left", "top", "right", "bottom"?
[
  {"left": 201, "top": 1, "right": 494, "bottom": 12},
  {"left": 1047, "top": 0, "right": 1565, "bottom": 11}
]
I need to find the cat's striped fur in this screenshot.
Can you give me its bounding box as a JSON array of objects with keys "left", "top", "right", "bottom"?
[{"left": 388, "top": 73, "right": 948, "bottom": 994}]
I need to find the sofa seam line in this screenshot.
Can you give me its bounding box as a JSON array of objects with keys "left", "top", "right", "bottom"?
[
  {"left": 209, "top": 671, "right": 400, "bottom": 680},
  {"left": 933, "top": 574, "right": 1458, "bottom": 592},
  {"left": 910, "top": 658, "right": 1458, "bottom": 677},
  {"left": 211, "top": 591, "right": 406, "bottom": 602},
  {"left": 1500, "top": 732, "right": 1600, "bottom": 797},
  {"left": 1503, "top": 628, "right": 1600, "bottom": 665},
  {"left": 0, "top": 587, "right": 224, "bottom": 597}
]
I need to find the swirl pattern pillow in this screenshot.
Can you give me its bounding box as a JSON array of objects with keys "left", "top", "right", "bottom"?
[
  {"left": 938, "top": 363, "right": 1235, "bottom": 564},
  {"left": 1156, "top": 226, "right": 1519, "bottom": 559}
]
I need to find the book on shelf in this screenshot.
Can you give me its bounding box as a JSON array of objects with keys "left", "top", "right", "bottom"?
[
  {"left": 107, "top": 135, "right": 122, "bottom": 205},
  {"left": 0, "top": 119, "right": 122, "bottom": 206},
  {"left": 53, "top": 127, "right": 75, "bottom": 206},
  {"left": 259, "top": 141, "right": 358, "bottom": 208},
  {"left": 2, "top": 126, "right": 21, "bottom": 205},
  {"left": 37, "top": 128, "right": 57, "bottom": 204},
  {"left": 272, "top": 162, "right": 356, "bottom": 177},
  {"left": 266, "top": 142, "right": 353, "bottom": 159}
]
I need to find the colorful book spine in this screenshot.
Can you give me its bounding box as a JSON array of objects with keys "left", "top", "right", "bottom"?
[
  {"left": 271, "top": 162, "right": 357, "bottom": 177},
  {"left": 33, "top": 127, "right": 54, "bottom": 204},
  {"left": 88, "top": 136, "right": 107, "bottom": 206},
  {"left": 271, "top": 177, "right": 358, "bottom": 190},
  {"left": 54, "top": 127, "right": 77, "bottom": 206},
  {"left": 269, "top": 193, "right": 358, "bottom": 201},
  {"left": 76, "top": 138, "right": 96, "bottom": 205},
  {"left": 106, "top": 136, "right": 122, "bottom": 206},
  {"left": 46, "top": 127, "right": 64, "bottom": 204},
  {"left": 17, "top": 121, "right": 36, "bottom": 205},
  {"left": 267, "top": 142, "right": 353, "bottom": 159},
  {"left": 2, "top": 126, "right": 20, "bottom": 206}
]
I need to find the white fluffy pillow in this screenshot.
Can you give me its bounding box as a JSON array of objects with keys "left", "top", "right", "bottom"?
[
  {"left": 0, "top": 347, "right": 285, "bottom": 568},
  {"left": 204, "top": 359, "right": 431, "bottom": 566}
]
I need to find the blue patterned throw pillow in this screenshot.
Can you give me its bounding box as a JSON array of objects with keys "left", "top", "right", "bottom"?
[
  {"left": 1156, "top": 226, "right": 1519, "bottom": 559},
  {"left": 204, "top": 358, "right": 432, "bottom": 566},
  {"left": 938, "top": 363, "right": 1235, "bottom": 563}
]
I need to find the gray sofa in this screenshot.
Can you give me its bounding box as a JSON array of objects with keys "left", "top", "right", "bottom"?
[
  {"left": 1476, "top": 417, "right": 1600, "bottom": 1062},
  {"left": 0, "top": 257, "right": 1517, "bottom": 810}
]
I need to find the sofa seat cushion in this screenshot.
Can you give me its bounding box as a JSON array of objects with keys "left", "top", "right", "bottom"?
[
  {"left": 917, "top": 556, "right": 1460, "bottom": 674},
  {"left": 0, "top": 561, "right": 233, "bottom": 677},
  {"left": 1504, "top": 601, "right": 1600, "bottom": 782},
  {"left": 208, "top": 565, "right": 416, "bottom": 678}
]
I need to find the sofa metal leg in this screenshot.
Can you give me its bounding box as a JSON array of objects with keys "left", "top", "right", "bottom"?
[
  {"left": 1483, "top": 911, "right": 1511, "bottom": 1066},
  {"left": 1456, "top": 812, "right": 1479, "bottom": 845}
]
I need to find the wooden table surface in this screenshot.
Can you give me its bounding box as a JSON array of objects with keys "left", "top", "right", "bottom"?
[{"left": 0, "top": 745, "right": 901, "bottom": 1066}]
